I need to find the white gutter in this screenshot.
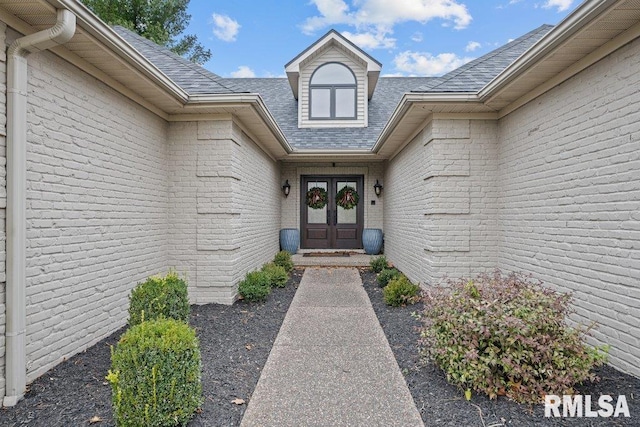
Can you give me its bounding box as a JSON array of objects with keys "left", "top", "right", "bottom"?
[{"left": 4, "top": 9, "right": 76, "bottom": 407}]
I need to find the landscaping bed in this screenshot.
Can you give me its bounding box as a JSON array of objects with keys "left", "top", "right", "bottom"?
[
  {"left": 0, "top": 268, "right": 303, "bottom": 427},
  {"left": 360, "top": 268, "right": 640, "bottom": 426}
]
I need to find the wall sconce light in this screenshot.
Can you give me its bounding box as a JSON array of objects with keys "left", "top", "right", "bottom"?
[
  {"left": 374, "top": 180, "right": 383, "bottom": 196},
  {"left": 282, "top": 180, "right": 291, "bottom": 197}
]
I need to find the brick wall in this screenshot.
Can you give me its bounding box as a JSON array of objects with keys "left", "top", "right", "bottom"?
[
  {"left": 385, "top": 119, "right": 499, "bottom": 284},
  {"left": 22, "top": 42, "right": 169, "bottom": 382},
  {"left": 168, "top": 120, "right": 280, "bottom": 304},
  {"left": 384, "top": 127, "right": 431, "bottom": 283},
  {"left": 497, "top": 38, "right": 640, "bottom": 376}
]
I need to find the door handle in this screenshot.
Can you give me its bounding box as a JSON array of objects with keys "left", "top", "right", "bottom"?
[{"left": 334, "top": 210, "right": 338, "bottom": 226}]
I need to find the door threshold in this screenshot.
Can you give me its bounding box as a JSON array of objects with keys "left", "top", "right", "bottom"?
[{"left": 303, "top": 252, "right": 351, "bottom": 258}]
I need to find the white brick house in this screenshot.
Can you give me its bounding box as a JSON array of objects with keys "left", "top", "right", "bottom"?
[{"left": 0, "top": 0, "right": 639, "bottom": 405}]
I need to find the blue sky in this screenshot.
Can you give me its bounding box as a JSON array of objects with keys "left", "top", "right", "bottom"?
[{"left": 184, "top": 0, "right": 580, "bottom": 78}]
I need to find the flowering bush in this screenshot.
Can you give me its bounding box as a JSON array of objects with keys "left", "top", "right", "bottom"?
[{"left": 419, "top": 270, "right": 608, "bottom": 404}]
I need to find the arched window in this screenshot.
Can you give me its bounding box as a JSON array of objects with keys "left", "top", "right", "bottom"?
[{"left": 309, "top": 63, "right": 356, "bottom": 120}]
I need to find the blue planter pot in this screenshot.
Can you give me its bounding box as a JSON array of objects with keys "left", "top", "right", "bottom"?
[
  {"left": 362, "top": 228, "right": 383, "bottom": 255},
  {"left": 280, "top": 228, "right": 300, "bottom": 255}
]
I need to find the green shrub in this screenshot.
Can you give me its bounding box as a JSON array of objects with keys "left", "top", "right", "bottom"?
[
  {"left": 106, "top": 318, "right": 202, "bottom": 427},
  {"left": 419, "top": 270, "right": 608, "bottom": 404},
  {"left": 274, "top": 250, "right": 294, "bottom": 273},
  {"left": 128, "top": 271, "right": 190, "bottom": 327},
  {"left": 377, "top": 268, "right": 401, "bottom": 288},
  {"left": 369, "top": 255, "right": 388, "bottom": 273},
  {"left": 383, "top": 276, "right": 420, "bottom": 307},
  {"left": 238, "top": 271, "right": 271, "bottom": 302},
  {"left": 262, "top": 263, "right": 289, "bottom": 288}
]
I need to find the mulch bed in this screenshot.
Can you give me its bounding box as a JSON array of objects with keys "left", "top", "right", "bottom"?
[
  {"left": 3, "top": 267, "right": 638, "bottom": 426},
  {"left": 360, "top": 269, "right": 640, "bottom": 427},
  {"left": 0, "top": 268, "right": 304, "bottom": 427}
]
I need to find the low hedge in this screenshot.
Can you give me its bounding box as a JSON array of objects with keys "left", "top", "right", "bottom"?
[
  {"left": 262, "top": 263, "right": 289, "bottom": 288},
  {"left": 383, "top": 275, "right": 420, "bottom": 307},
  {"left": 107, "top": 318, "right": 202, "bottom": 426},
  {"left": 238, "top": 271, "right": 271, "bottom": 302},
  {"left": 128, "top": 272, "right": 190, "bottom": 327}
]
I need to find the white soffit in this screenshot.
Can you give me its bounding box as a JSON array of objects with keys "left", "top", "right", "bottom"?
[{"left": 484, "top": 0, "right": 640, "bottom": 112}]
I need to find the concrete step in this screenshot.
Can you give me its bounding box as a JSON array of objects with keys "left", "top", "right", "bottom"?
[{"left": 292, "top": 251, "right": 374, "bottom": 267}]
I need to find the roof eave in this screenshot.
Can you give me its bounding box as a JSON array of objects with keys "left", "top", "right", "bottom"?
[
  {"left": 372, "top": 92, "right": 482, "bottom": 154},
  {"left": 51, "top": 0, "right": 189, "bottom": 104},
  {"left": 478, "top": 0, "right": 620, "bottom": 100},
  {"left": 186, "top": 93, "right": 293, "bottom": 155}
]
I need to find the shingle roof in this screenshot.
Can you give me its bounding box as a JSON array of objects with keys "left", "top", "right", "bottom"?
[
  {"left": 413, "top": 24, "right": 554, "bottom": 93},
  {"left": 112, "top": 26, "right": 244, "bottom": 95},
  {"left": 112, "top": 24, "right": 553, "bottom": 150},
  {"left": 224, "top": 77, "right": 437, "bottom": 150}
]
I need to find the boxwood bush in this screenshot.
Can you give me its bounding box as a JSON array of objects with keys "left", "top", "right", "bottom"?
[
  {"left": 106, "top": 318, "right": 202, "bottom": 426},
  {"left": 238, "top": 271, "right": 271, "bottom": 302},
  {"left": 383, "top": 275, "right": 420, "bottom": 306},
  {"left": 369, "top": 255, "right": 388, "bottom": 273},
  {"left": 128, "top": 272, "right": 190, "bottom": 327},
  {"left": 262, "top": 263, "right": 289, "bottom": 288},
  {"left": 377, "top": 268, "right": 400, "bottom": 288},
  {"left": 273, "top": 250, "right": 294, "bottom": 273},
  {"left": 419, "top": 270, "right": 608, "bottom": 404}
]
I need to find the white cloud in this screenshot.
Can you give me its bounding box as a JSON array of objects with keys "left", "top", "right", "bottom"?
[
  {"left": 212, "top": 13, "right": 240, "bottom": 42},
  {"left": 465, "top": 41, "right": 481, "bottom": 52},
  {"left": 230, "top": 66, "right": 256, "bottom": 78},
  {"left": 393, "top": 50, "right": 474, "bottom": 76},
  {"left": 541, "top": 0, "right": 573, "bottom": 12},
  {"left": 301, "top": 0, "right": 472, "bottom": 34},
  {"left": 341, "top": 30, "right": 396, "bottom": 49},
  {"left": 411, "top": 32, "right": 424, "bottom": 43}
]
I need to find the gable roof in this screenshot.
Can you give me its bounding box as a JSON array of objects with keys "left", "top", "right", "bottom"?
[
  {"left": 285, "top": 29, "right": 382, "bottom": 69},
  {"left": 284, "top": 29, "right": 383, "bottom": 100}
]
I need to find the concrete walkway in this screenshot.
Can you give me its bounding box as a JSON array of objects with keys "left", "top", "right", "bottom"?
[{"left": 240, "top": 268, "right": 424, "bottom": 427}]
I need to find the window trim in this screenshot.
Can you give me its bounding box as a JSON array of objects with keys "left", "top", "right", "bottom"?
[{"left": 309, "top": 62, "right": 357, "bottom": 121}]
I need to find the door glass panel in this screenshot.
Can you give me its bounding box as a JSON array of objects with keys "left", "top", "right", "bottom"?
[
  {"left": 307, "top": 181, "right": 328, "bottom": 224},
  {"left": 336, "top": 181, "right": 357, "bottom": 224}
]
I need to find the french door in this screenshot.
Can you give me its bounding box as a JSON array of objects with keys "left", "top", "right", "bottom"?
[{"left": 301, "top": 176, "right": 364, "bottom": 249}]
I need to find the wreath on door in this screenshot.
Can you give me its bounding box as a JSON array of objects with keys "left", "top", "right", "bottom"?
[
  {"left": 306, "top": 186, "right": 328, "bottom": 209},
  {"left": 336, "top": 186, "right": 359, "bottom": 210}
]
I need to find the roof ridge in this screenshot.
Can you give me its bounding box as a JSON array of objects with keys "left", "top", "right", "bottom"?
[{"left": 112, "top": 25, "right": 242, "bottom": 94}]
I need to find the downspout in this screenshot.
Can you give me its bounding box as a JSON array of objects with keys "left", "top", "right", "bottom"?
[{"left": 3, "top": 9, "right": 76, "bottom": 407}]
